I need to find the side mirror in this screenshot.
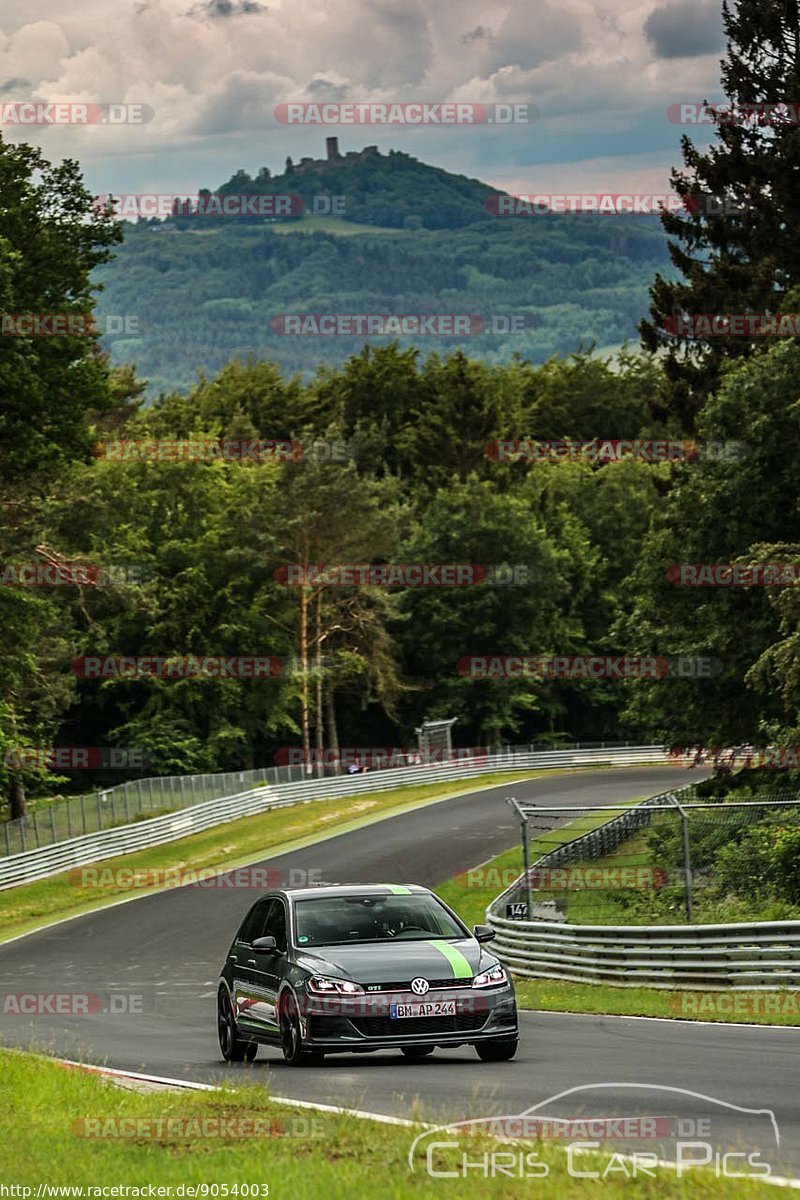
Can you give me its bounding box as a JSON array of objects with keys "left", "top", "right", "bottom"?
[
  {"left": 251, "top": 935, "right": 277, "bottom": 952},
  {"left": 473, "top": 924, "right": 496, "bottom": 944}
]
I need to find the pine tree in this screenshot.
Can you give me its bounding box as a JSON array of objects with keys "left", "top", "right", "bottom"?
[{"left": 641, "top": 0, "right": 800, "bottom": 429}]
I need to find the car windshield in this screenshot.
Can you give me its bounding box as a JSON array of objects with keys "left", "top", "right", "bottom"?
[{"left": 292, "top": 893, "right": 467, "bottom": 947}]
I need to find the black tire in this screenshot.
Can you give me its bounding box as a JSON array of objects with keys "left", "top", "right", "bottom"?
[
  {"left": 279, "top": 994, "right": 325, "bottom": 1067},
  {"left": 475, "top": 1038, "right": 518, "bottom": 1062},
  {"left": 401, "top": 1046, "right": 435, "bottom": 1060},
  {"left": 218, "top": 988, "right": 258, "bottom": 1063}
]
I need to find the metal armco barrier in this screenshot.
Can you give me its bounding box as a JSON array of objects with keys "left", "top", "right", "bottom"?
[
  {"left": 0, "top": 745, "right": 669, "bottom": 889},
  {"left": 486, "top": 914, "right": 800, "bottom": 989},
  {"left": 487, "top": 786, "right": 800, "bottom": 989}
]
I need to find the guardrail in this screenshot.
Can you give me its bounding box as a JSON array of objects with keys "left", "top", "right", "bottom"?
[
  {"left": 0, "top": 744, "right": 669, "bottom": 889},
  {"left": 486, "top": 785, "right": 800, "bottom": 988},
  {"left": 0, "top": 739, "right": 656, "bottom": 855}
]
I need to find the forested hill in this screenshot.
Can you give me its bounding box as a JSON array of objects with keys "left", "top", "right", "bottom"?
[
  {"left": 94, "top": 145, "right": 674, "bottom": 393},
  {"left": 209, "top": 145, "right": 498, "bottom": 231}
]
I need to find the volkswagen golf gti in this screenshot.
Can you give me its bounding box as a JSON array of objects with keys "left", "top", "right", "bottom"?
[{"left": 217, "top": 883, "right": 518, "bottom": 1065}]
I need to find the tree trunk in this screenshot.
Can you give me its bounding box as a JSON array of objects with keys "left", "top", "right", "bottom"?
[
  {"left": 314, "top": 589, "right": 324, "bottom": 778},
  {"left": 299, "top": 584, "right": 311, "bottom": 775},
  {"left": 326, "top": 685, "right": 339, "bottom": 772},
  {"left": 9, "top": 774, "right": 27, "bottom": 820}
]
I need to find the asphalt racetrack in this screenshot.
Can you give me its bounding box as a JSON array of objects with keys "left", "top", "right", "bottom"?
[{"left": 2, "top": 766, "right": 798, "bottom": 1178}]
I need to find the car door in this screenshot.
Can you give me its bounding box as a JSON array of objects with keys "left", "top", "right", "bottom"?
[
  {"left": 230, "top": 897, "right": 272, "bottom": 1038},
  {"left": 235, "top": 897, "right": 287, "bottom": 1041}
]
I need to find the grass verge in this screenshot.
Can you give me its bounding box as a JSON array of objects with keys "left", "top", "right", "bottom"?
[
  {"left": 0, "top": 770, "right": 552, "bottom": 944},
  {"left": 0, "top": 1048, "right": 770, "bottom": 1197}
]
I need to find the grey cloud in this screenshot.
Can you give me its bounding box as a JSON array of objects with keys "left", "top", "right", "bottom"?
[
  {"left": 645, "top": 0, "right": 724, "bottom": 59},
  {"left": 0, "top": 78, "right": 31, "bottom": 93},
  {"left": 461, "top": 26, "right": 492, "bottom": 45},
  {"left": 306, "top": 77, "right": 349, "bottom": 100},
  {"left": 188, "top": 0, "right": 266, "bottom": 17}
]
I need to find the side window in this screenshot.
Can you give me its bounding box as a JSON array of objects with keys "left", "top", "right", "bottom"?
[
  {"left": 263, "top": 899, "right": 287, "bottom": 953},
  {"left": 238, "top": 899, "right": 270, "bottom": 945}
]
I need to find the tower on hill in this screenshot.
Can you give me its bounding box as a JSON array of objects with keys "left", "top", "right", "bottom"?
[{"left": 326, "top": 137, "right": 341, "bottom": 162}]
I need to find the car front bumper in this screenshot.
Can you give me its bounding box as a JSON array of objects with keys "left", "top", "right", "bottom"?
[{"left": 298, "top": 984, "right": 518, "bottom": 1051}]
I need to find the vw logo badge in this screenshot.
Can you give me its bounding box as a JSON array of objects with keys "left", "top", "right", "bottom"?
[{"left": 411, "top": 977, "right": 430, "bottom": 996}]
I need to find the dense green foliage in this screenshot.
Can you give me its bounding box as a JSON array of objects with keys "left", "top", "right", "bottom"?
[
  {"left": 642, "top": 0, "right": 800, "bottom": 426},
  {"left": 8, "top": 0, "right": 800, "bottom": 819},
  {"left": 95, "top": 214, "right": 671, "bottom": 392}
]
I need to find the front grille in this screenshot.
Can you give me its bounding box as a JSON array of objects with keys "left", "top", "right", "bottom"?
[
  {"left": 364, "top": 977, "right": 472, "bottom": 993},
  {"left": 350, "top": 1012, "right": 487, "bottom": 1037}
]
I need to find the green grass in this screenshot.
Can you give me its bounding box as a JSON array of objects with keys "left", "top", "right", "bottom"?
[
  {"left": 511, "top": 979, "right": 800, "bottom": 1025},
  {"left": 0, "top": 1049, "right": 772, "bottom": 1197},
  {"left": 0, "top": 770, "right": 555, "bottom": 943}
]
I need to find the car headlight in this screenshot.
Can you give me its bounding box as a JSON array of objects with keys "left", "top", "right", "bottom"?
[
  {"left": 472, "top": 963, "right": 507, "bottom": 988},
  {"left": 307, "top": 975, "right": 365, "bottom": 995}
]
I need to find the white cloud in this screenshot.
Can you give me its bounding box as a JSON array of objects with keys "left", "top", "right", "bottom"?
[{"left": 0, "top": 0, "right": 724, "bottom": 192}]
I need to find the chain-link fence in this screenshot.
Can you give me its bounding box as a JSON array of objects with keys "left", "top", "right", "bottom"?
[
  {"left": 500, "top": 788, "right": 800, "bottom": 926},
  {"left": 1, "top": 739, "right": 648, "bottom": 856}
]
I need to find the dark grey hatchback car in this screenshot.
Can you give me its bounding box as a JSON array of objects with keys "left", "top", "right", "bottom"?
[{"left": 217, "top": 883, "right": 518, "bottom": 1065}]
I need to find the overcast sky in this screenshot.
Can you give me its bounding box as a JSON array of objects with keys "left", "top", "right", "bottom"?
[{"left": 0, "top": 0, "right": 727, "bottom": 198}]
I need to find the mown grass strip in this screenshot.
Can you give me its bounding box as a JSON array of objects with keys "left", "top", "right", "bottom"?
[{"left": 0, "top": 1048, "right": 770, "bottom": 1197}]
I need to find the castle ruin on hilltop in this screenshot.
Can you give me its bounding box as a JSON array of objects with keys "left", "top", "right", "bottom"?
[{"left": 293, "top": 137, "right": 379, "bottom": 174}]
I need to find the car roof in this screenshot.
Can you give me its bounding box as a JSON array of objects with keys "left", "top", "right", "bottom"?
[{"left": 278, "top": 883, "right": 432, "bottom": 900}]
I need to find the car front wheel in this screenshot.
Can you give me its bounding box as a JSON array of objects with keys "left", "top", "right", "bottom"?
[
  {"left": 217, "top": 987, "right": 257, "bottom": 1063},
  {"left": 475, "top": 1038, "right": 518, "bottom": 1062},
  {"left": 279, "top": 994, "right": 324, "bottom": 1067}
]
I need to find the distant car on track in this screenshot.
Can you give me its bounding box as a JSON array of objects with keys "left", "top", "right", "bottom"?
[{"left": 217, "top": 883, "right": 518, "bottom": 1066}]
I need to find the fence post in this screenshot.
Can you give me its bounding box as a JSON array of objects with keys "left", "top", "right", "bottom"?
[
  {"left": 519, "top": 802, "right": 533, "bottom": 917},
  {"left": 50, "top": 805, "right": 57, "bottom": 845},
  {"left": 680, "top": 808, "right": 693, "bottom": 922}
]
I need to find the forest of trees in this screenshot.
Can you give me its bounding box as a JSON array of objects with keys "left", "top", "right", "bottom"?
[
  {"left": 94, "top": 210, "right": 671, "bottom": 392},
  {"left": 4, "top": 0, "right": 800, "bottom": 817}
]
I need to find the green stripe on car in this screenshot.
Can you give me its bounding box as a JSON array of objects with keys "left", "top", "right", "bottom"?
[
  {"left": 427, "top": 939, "right": 473, "bottom": 978},
  {"left": 380, "top": 884, "right": 412, "bottom": 894}
]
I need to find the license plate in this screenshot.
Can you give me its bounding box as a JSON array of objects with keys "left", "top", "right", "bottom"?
[{"left": 390, "top": 1000, "right": 457, "bottom": 1019}]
